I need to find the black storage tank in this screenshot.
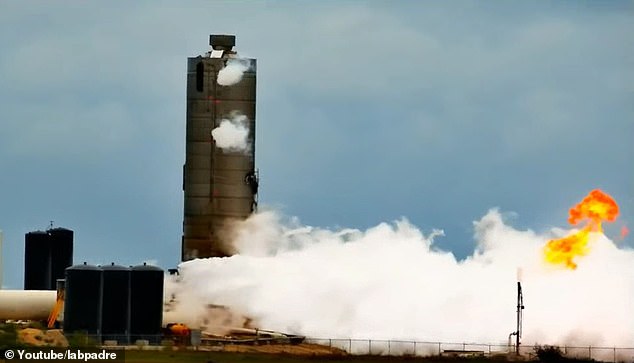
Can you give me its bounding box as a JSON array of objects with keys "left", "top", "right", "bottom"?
[
  {"left": 48, "top": 228, "right": 73, "bottom": 289},
  {"left": 101, "top": 263, "right": 130, "bottom": 343},
  {"left": 24, "top": 227, "right": 74, "bottom": 290},
  {"left": 130, "top": 263, "right": 163, "bottom": 343},
  {"left": 63, "top": 263, "right": 102, "bottom": 336},
  {"left": 24, "top": 231, "right": 51, "bottom": 290}
]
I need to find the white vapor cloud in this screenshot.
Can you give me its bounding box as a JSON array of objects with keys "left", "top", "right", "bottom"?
[
  {"left": 211, "top": 113, "right": 250, "bottom": 152},
  {"left": 166, "top": 209, "right": 634, "bottom": 353},
  {"left": 217, "top": 59, "right": 251, "bottom": 86}
]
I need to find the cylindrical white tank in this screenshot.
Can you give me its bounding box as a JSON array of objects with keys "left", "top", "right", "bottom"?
[{"left": 0, "top": 290, "right": 56, "bottom": 320}]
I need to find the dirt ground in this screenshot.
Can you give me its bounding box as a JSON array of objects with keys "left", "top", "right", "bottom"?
[
  {"left": 17, "top": 328, "right": 68, "bottom": 347},
  {"left": 215, "top": 342, "right": 348, "bottom": 356}
]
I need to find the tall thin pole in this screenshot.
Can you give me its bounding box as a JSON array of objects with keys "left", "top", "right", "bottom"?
[{"left": 516, "top": 281, "right": 524, "bottom": 355}]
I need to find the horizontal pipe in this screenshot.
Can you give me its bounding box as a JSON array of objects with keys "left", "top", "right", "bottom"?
[
  {"left": 229, "top": 327, "right": 286, "bottom": 338},
  {"left": 0, "top": 291, "right": 249, "bottom": 333},
  {"left": 0, "top": 290, "right": 56, "bottom": 320},
  {"left": 1, "top": 291, "right": 187, "bottom": 327}
]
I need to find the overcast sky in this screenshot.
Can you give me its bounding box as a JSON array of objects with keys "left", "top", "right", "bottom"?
[{"left": 0, "top": 1, "right": 632, "bottom": 288}]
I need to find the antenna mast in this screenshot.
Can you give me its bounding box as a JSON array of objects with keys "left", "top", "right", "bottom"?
[{"left": 515, "top": 281, "right": 524, "bottom": 355}]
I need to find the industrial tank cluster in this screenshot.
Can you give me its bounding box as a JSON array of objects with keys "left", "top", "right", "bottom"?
[
  {"left": 63, "top": 262, "right": 164, "bottom": 343},
  {"left": 24, "top": 228, "right": 73, "bottom": 290},
  {"left": 15, "top": 227, "right": 166, "bottom": 344}
]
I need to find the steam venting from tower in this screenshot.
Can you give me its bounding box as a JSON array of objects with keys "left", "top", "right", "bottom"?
[
  {"left": 217, "top": 59, "right": 251, "bottom": 86},
  {"left": 181, "top": 35, "right": 258, "bottom": 261},
  {"left": 211, "top": 113, "right": 250, "bottom": 153}
]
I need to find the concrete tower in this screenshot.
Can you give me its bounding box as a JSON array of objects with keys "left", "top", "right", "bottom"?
[{"left": 182, "top": 35, "right": 258, "bottom": 261}]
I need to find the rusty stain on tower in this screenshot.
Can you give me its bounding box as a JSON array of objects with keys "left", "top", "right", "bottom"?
[{"left": 182, "top": 35, "right": 258, "bottom": 261}]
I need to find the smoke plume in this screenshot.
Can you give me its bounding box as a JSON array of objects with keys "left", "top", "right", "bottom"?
[
  {"left": 166, "top": 209, "right": 634, "bottom": 349},
  {"left": 211, "top": 113, "right": 250, "bottom": 152},
  {"left": 217, "top": 59, "right": 251, "bottom": 86}
]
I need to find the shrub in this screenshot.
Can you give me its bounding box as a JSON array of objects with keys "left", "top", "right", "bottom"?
[
  {"left": 535, "top": 345, "right": 565, "bottom": 362},
  {"left": 66, "top": 333, "right": 99, "bottom": 348}
]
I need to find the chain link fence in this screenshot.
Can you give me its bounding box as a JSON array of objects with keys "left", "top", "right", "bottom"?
[
  {"left": 304, "top": 338, "right": 634, "bottom": 362},
  {"left": 19, "top": 333, "right": 634, "bottom": 362}
]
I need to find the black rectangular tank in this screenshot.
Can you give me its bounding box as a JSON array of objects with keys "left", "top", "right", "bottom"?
[
  {"left": 24, "top": 231, "right": 51, "bottom": 290},
  {"left": 24, "top": 227, "right": 74, "bottom": 290},
  {"left": 130, "top": 263, "right": 163, "bottom": 343},
  {"left": 48, "top": 228, "right": 74, "bottom": 289},
  {"left": 101, "top": 263, "right": 131, "bottom": 343},
  {"left": 63, "top": 263, "right": 102, "bottom": 336}
]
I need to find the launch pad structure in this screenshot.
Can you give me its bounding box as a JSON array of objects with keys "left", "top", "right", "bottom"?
[{"left": 182, "top": 35, "right": 259, "bottom": 261}]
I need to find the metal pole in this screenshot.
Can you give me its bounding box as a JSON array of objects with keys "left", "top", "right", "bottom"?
[
  {"left": 516, "top": 282, "right": 520, "bottom": 355},
  {"left": 516, "top": 281, "right": 524, "bottom": 356},
  {"left": 589, "top": 346, "right": 592, "bottom": 360}
]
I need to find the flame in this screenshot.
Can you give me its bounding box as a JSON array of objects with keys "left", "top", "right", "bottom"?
[
  {"left": 544, "top": 189, "right": 619, "bottom": 269},
  {"left": 567, "top": 189, "right": 619, "bottom": 230},
  {"left": 622, "top": 226, "right": 630, "bottom": 239},
  {"left": 169, "top": 323, "right": 190, "bottom": 336}
]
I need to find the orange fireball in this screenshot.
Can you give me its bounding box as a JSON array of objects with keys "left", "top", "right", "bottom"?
[
  {"left": 544, "top": 189, "right": 619, "bottom": 269},
  {"left": 568, "top": 189, "right": 619, "bottom": 230}
]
